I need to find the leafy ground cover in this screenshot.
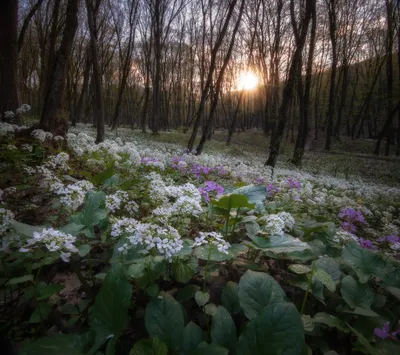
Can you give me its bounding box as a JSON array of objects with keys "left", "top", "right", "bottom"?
[{"left": 1, "top": 122, "right": 400, "bottom": 354}]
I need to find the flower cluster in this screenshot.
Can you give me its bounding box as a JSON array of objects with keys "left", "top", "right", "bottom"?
[
  {"left": 198, "top": 181, "right": 224, "bottom": 202},
  {"left": 126, "top": 223, "right": 183, "bottom": 260},
  {"left": 259, "top": 212, "right": 295, "bottom": 236},
  {"left": 19, "top": 228, "right": 78, "bottom": 262},
  {"left": 0, "top": 208, "right": 14, "bottom": 234},
  {"left": 44, "top": 152, "right": 70, "bottom": 171},
  {"left": 192, "top": 231, "right": 231, "bottom": 254},
  {"left": 332, "top": 230, "right": 359, "bottom": 244},
  {"left": 52, "top": 180, "right": 94, "bottom": 211},
  {"left": 141, "top": 157, "right": 165, "bottom": 170},
  {"left": 16, "top": 104, "right": 31, "bottom": 114},
  {"left": 111, "top": 217, "right": 139, "bottom": 237},
  {"left": 374, "top": 322, "right": 400, "bottom": 340},
  {"left": 338, "top": 207, "right": 366, "bottom": 234},
  {"left": 106, "top": 190, "right": 130, "bottom": 213}
]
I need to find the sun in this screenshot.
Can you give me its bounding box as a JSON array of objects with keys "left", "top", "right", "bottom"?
[{"left": 237, "top": 71, "right": 259, "bottom": 91}]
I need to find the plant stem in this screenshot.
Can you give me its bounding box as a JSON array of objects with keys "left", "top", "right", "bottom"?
[
  {"left": 34, "top": 253, "right": 47, "bottom": 333},
  {"left": 203, "top": 245, "right": 213, "bottom": 292},
  {"left": 300, "top": 259, "right": 316, "bottom": 315}
]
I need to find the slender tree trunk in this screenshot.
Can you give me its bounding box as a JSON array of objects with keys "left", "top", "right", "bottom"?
[
  {"left": 86, "top": 0, "right": 104, "bottom": 143},
  {"left": 266, "top": 0, "right": 314, "bottom": 167},
  {"left": 292, "top": 0, "right": 316, "bottom": 166},
  {"left": 187, "top": 0, "right": 238, "bottom": 151},
  {"left": 335, "top": 64, "right": 349, "bottom": 138},
  {"left": 73, "top": 50, "right": 91, "bottom": 126},
  {"left": 0, "top": 0, "right": 20, "bottom": 121},
  {"left": 324, "top": 0, "right": 338, "bottom": 151},
  {"left": 40, "top": 0, "right": 79, "bottom": 137},
  {"left": 18, "top": 0, "right": 45, "bottom": 54}
]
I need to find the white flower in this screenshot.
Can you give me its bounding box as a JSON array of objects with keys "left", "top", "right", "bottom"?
[
  {"left": 21, "top": 143, "right": 33, "bottom": 152},
  {"left": 16, "top": 104, "right": 31, "bottom": 114},
  {"left": 192, "top": 231, "right": 231, "bottom": 254},
  {"left": 4, "top": 111, "right": 15, "bottom": 119},
  {"left": 19, "top": 228, "right": 78, "bottom": 262},
  {"left": 0, "top": 208, "right": 15, "bottom": 234},
  {"left": 110, "top": 217, "right": 139, "bottom": 238},
  {"left": 106, "top": 190, "right": 130, "bottom": 213},
  {"left": 259, "top": 212, "right": 295, "bottom": 236},
  {"left": 6, "top": 144, "right": 17, "bottom": 150},
  {"left": 333, "top": 230, "right": 358, "bottom": 243},
  {"left": 31, "top": 129, "right": 46, "bottom": 142},
  {"left": 52, "top": 180, "right": 94, "bottom": 211}
]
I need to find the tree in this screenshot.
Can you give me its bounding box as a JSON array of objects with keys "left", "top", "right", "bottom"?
[
  {"left": 0, "top": 0, "right": 20, "bottom": 121},
  {"left": 265, "top": 0, "right": 315, "bottom": 167},
  {"left": 40, "top": 0, "right": 80, "bottom": 137}
]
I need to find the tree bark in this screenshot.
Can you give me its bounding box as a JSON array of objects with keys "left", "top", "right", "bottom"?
[
  {"left": 0, "top": 0, "right": 20, "bottom": 121},
  {"left": 40, "top": 0, "right": 79, "bottom": 137},
  {"left": 86, "top": 0, "right": 104, "bottom": 143},
  {"left": 265, "top": 0, "right": 315, "bottom": 167}
]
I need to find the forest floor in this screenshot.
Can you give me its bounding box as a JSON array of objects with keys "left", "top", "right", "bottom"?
[{"left": 1, "top": 122, "right": 400, "bottom": 355}]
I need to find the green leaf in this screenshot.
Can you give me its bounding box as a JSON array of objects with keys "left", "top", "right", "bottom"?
[
  {"left": 89, "top": 264, "right": 132, "bottom": 355},
  {"left": 204, "top": 303, "right": 218, "bottom": 316},
  {"left": 9, "top": 220, "right": 42, "bottom": 238},
  {"left": 128, "top": 263, "right": 146, "bottom": 279},
  {"left": 19, "top": 334, "right": 88, "bottom": 355},
  {"left": 249, "top": 234, "right": 310, "bottom": 254},
  {"left": 5, "top": 274, "right": 33, "bottom": 286},
  {"left": 171, "top": 257, "right": 197, "bottom": 283},
  {"left": 343, "top": 242, "right": 389, "bottom": 283},
  {"left": 316, "top": 257, "right": 342, "bottom": 282},
  {"left": 70, "top": 191, "right": 109, "bottom": 239},
  {"left": 129, "top": 338, "right": 168, "bottom": 355},
  {"left": 314, "top": 267, "right": 336, "bottom": 292},
  {"left": 181, "top": 322, "right": 204, "bottom": 353},
  {"left": 385, "top": 286, "right": 400, "bottom": 299},
  {"left": 246, "top": 221, "right": 261, "bottom": 237},
  {"left": 195, "top": 291, "right": 210, "bottom": 307},
  {"left": 341, "top": 275, "right": 374, "bottom": 310},
  {"left": 145, "top": 293, "right": 184, "bottom": 351},
  {"left": 210, "top": 306, "right": 237, "bottom": 353},
  {"left": 237, "top": 302, "right": 305, "bottom": 355},
  {"left": 221, "top": 281, "right": 241, "bottom": 314},
  {"left": 289, "top": 264, "right": 312, "bottom": 274},
  {"left": 37, "top": 283, "right": 64, "bottom": 300},
  {"left": 312, "top": 312, "right": 348, "bottom": 332},
  {"left": 78, "top": 244, "right": 91, "bottom": 257},
  {"left": 302, "top": 315, "right": 314, "bottom": 332},
  {"left": 29, "top": 303, "right": 51, "bottom": 323},
  {"left": 238, "top": 270, "right": 286, "bottom": 320},
  {"left": 346, "top": 323, "right": 382, "bottom": 355},
  {"left": 212, "top": 194, "right": 255, "bottom": 212},
  {"left": 92, "top": 166, "right": 115, "bottom": 186},
  {"left": 175, "top": 284, "right": 201, "bottom": 303},
  {"left": 231, "top": 185, "right": 267, "bottom": 209},
  {"left": 189, "top": 344, "right": 229, "bottom": 355},
  {"left": 194, "top": 245, "right": 231, "bottom": 262}
]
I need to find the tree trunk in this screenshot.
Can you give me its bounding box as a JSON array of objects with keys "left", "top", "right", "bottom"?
[
  {"left": 324, "top": 0, "right": 338, "bottom": 151},
  {"left": 86, "top": 0, "right": 104, "bottom": 143},
  {"left": 40, "top": 0, "right": 79, "bottom": 137},
  {"left": 292, "top": 0, "right": 316, "bottom": 166},
  {"left": 73, "top": 49, "right": 91, "bottom": 126},
  {"left": 266, "top": 0, "right": 315, "bottom": 167},
  {"left": 0, "top": 0, "right": 20, "bottom": 121}
]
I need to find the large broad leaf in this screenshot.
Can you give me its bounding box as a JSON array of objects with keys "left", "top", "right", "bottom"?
[
  {"left": 175, "top": 284, "right": 201, "bottom": 303},
  {"left": 238, "top": 270, "right": 286, "bottom": 320},
  {"left": 342, "top": 242, "right": 389, "bottom": 283},
  {"left": 181, "top": 322, "right": 204, "bottom": 353},
  {"left": 145, "top": 293, "right": 184, "bottom": 351},
  {"left": 340, "top": 275, "right": 374, "bottom": 311},
  {"left": 88, "top": 264, "right": 132, "bottom": 355},
  {"left": 210, "top": 306, "right": 237, "bottom": 353},
  {"left": 237, "top": 302, "right": 305, "bottom": 355},
  {"left": 6, "top": 274, "right": 34, "bottom": 286},
  {"left": 289, "top": 275, "right": 325, "bottom": 302},
  {"left": 9, "top": 220, "right": 42, "bottom": 238},
  {"left": 314, "top": 267, "right": 336, "bottom": 292},
  {"left": 70, "top": 191, "right": 109, "bottom": 239},
  {"left": 232, "top": 185, "right": 267, "bottom": 209},
  {"left": 312, "top": 312, "right": 348, "bottom": 332},
  {"left": 221, "top": 281, "right": 241, "bottom": 314},
  {"left": 212, "top": 194, "right": 255, "bottom": 213},
  {"left": 248, "top": 234, "right": 310, "bottom": 254},
  {"left": 19, "top": 334, "right": 89, "bottom": 355},
  {"left": 171, "top": 257, "right": 197, "bottom": 283},
  {"left": 129, "top": 338, "right": 168, "bottom": 355},
  {"left": 189, "top": 343, "right": 229, "bottom": 355},
  {"left": 92, "top": 166, "right": 115, "bottom": 186},
  {"left": 316, "top": 257, "right": 342, "bottom": 282}
]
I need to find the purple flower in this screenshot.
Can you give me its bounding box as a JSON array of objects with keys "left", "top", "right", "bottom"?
[
  {"left": 374, "top": 322, "right": 400, "bottom": 340},
  {"left": 266, "top": 184, "right": 280, "bottom": 196},
  {"left": 341, "top": 221, "right": 357, "bottom": 234},
  {"left": 338, "top": 207, "right": 366, "bottom": 224},
  {"left": 204, "top": 181, "right": 224, "bottom": 195},
  {"left": 359, "top": 238, "right": 373, "bottom": 249},
  {"left": 286, "top": 178, "right": 301, "bottom": 189},
  {"left": 255, "top": 177, "right": 265, "bottom": 185},
  {"left": 386, "top": 235, "right": 399, "bottom": 243},
  {"left": 198, "top": 187, "right": 210, "bottom": 202}
]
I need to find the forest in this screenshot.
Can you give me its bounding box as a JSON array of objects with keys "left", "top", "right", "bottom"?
[{"left": 0, "top": 0, "right": 400, "bottom": 354}]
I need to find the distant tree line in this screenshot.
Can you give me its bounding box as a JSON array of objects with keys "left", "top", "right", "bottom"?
[{"left": 0, "top": 0, "right": 399, "bottom": 165}]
